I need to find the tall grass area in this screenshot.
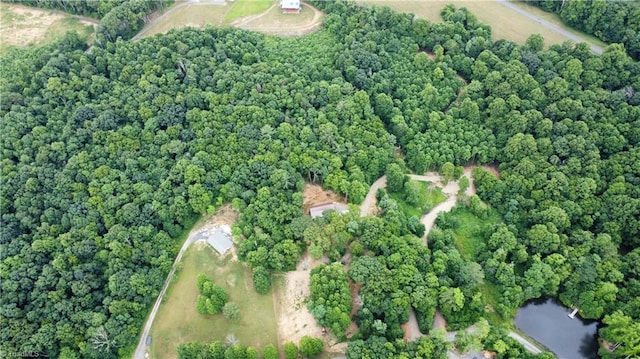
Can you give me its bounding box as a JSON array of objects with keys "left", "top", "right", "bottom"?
[
  {"left": 389, "top": 180, "right": 446, "bottom": 218},
  {"left": 42, "top": 17, "right": 94, "bottom": 44},
  {"left": 445, "top": 206, "right": 510, "bottom": 326},
  {"left": 448, "top": 207, "right": 501, "bottom": 260},
  {"left": 224, "top": 0, "right": 273, "bottom": 24},
  {"left": 150, "top": 245, "right": 278, "bottom": 359}
]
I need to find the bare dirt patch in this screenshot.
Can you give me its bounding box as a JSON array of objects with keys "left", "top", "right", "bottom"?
[
  {"left": 402, "top": 308, "right": 423, "bottom": 342},
  {"left": 302, "top": 183, "right": 344, "bottom": 214},
  {"left": 273, "top": 272, "right": 321, "bottom": 346},
  {"left": 273, "top": 253, "right": 341, "bottom": 349},
  {"left": 479, "top": 164, "right": 501, "bottom": 179},
  {"left": 0, "top": 4, "right": 64, "bottom": 48},
  {"left": 199, "top": 204, "right": 238, "bottom": 227},
  {"left": 419, "top": 50, "right": 436, "bottom": 60}
]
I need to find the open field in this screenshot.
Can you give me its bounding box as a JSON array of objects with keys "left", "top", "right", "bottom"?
[
  {"left": 236, "top": 2, "right": 323, "bottom": 37},
  {"left": 0, "top": 3, "right": 95, "bottom": 54},
  {"left": 140, "top": 0, "right": 323, "bottom": 38},
  {"left": 358, "top": 0, "right": 605, "bottom": 48},
  {"left": 225, "top": 0, "right": 273, "bottom": 24},
  {"left": 149, "top": 243, "right": 277, "bottom": 359},
  {"left": 507, "top": 1, "right": 607, "bottom": 48},
  {"left": 139, "top": 4, "right": 228, "bottom": 38}
]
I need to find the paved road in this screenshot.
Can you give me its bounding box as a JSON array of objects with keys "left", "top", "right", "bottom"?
[
  {"left": 132, "top": 230, "right": 202, "bottom": 359},
  {"left": 497, "top": 0, "right": 603, "bottom": 55},
  {"left": 508, "top": 332, "right": 542, "bottom": 354}
]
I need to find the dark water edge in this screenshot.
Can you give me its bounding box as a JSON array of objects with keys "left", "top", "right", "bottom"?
[{"left": 514, "top": 298, "right": 600, "bottom": 359}]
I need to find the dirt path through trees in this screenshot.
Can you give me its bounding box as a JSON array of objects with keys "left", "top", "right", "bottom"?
[{"left": 360, "top": 167, "right": 483, "bottom": 341}]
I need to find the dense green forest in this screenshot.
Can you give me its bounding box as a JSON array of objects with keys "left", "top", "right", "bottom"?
[
  {"left": 525, "top": 0, "right": 640, "bottom": 59},
  {"left": 1, "top": 0, "right": 639, "bottom": 358}
]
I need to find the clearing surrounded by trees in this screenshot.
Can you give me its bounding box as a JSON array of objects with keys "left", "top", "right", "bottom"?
[
  {"left": 149, "top": 243, "right": 278, "bottom": 359},
  {"left": 0, "top": 3, "right": 96, "bottom": 54},
  {"left": 138, "top": 0, "right": 324, "bottom": 39},
  {"left": 358, "top": 0, "right": 606, "bottom": 49}
]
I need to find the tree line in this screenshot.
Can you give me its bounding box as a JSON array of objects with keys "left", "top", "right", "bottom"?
[{"left": 525, "top": 0, "right": 640, "bottom": 59}]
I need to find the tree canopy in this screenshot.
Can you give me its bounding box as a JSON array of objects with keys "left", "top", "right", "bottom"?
[{"left": 1, "top": 0, "right": 639, "bottom": 357}]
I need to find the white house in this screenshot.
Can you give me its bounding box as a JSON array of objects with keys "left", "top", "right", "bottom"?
[
  {"left": 309, "top": 202, "right": 349, "bottom": 219},
  {"left": 280, "top": 0, "right": 301, "bottom": 13}
]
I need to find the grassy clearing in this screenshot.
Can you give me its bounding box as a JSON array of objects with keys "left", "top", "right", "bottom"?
[
  {"left": 140, "top": 4, "right": 228, "bottom": 38},
  {"left": 150, "top": 244, "right": 277, "bottom": 358},
  {"left": 358, "top": 0, "right": 603, "bottom": 48},
  {"left": 445, "top": 206, "right": 511, "bottom": 325},
  {"left": 224, "top": 0, "right": 273, "bottom": 24},
  {"left": 508, "top": 1, "right": 607, "bottom": 48},
  {"left": 241, "top": 1, "right": 317, "bottom": 30},
  {"left": 141, "top": 0, "right": 323, "bottom": 39},
  {"left": 479, "top": 282, "right": 510, "bottom": 327},
  {"left": 447, "top": 207, "right": 501, "bottom": 260},
  {"left": 0, "top": 3, "right": 95, "bottom": 55},
  {"left": 390, "top": 180, "right": 446, "bottom": 218}
]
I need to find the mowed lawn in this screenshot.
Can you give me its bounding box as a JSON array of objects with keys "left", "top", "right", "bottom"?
[
  {"left": 141, "top": 0, "right": 274, "bottom": 38},
  {"left": 224, "top": 0, "right": 273, "bottom": 24},
  {"left": 359, "top": 0, "right": 604, "bottom": 48},
  {"left": 149, "top": 243, "right": 278, "bottom": 359},
  {"left": 240, "top": 1, "right": 317, "bottom": 29},
  {"left": 0, "top": 3, "right": 95, "bottom": 54}
]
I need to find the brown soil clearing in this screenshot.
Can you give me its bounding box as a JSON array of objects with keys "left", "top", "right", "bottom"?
[
  {"left": 1, "top": 5, "right": 64, "bottom": 47},
  {"left": 302, "top": 183, "right": 343, "bottom": 214},
  {"left": 274, "top": 253, "right": 341, "bottom": 349}
]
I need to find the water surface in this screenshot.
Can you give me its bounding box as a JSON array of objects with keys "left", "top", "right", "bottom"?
[{"left": 515, "top": 298, "right": 599, "bottom": 359}]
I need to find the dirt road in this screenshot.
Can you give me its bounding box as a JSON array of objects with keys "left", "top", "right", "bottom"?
[
  {"left": 497, "top": 0, "right": 604, "bottom": 55},
  {"left": 132, "top": 229, "right": 200, "bottom": 359},
  {"left": 132, "top": 209, "right": 236, "bottom": 359},
  {"left": 235, "top": 2, "right": 324, "bottom": 37},
  {"left": 359, "top": 175, "right": 387, "bottom": 217}
]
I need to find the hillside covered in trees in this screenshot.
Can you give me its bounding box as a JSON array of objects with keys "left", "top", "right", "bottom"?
[{"left": 1, "top": 0, "right": 639, "bottom": 358}]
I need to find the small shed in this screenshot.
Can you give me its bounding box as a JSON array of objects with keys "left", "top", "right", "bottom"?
[
  {"left": 203, "top": 227, "right": 233, "bottom": 255},
  {"left": 309, "top": 202, "right": 349, "bottom": 219},
  {"left": 280, "top": 0, "right": 301, "bottom": 13}
]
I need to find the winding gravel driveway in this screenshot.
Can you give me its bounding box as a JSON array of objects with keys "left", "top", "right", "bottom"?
[
  {"left": 497, "top": 0, "right": 604, "bottom": 55},
  {"left": 360, "top": 167, "right": 543, "bottom": 356}
]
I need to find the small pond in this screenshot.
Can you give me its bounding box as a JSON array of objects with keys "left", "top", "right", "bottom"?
[{"left": 515, "top": 298, "right": 600, "bottom": 359}]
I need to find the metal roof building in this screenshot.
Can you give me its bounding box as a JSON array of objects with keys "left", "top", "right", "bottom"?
[
  {"left": 309, "top": 202, "right": 349, "bottom": 219},
  {"left": 196, "top": 226, "right": 233, "bottom": 255}
]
